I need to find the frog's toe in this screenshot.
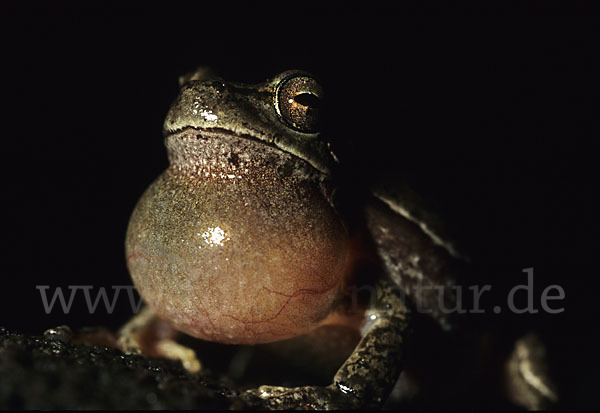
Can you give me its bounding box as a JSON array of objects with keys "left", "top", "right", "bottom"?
[
  {"left": 155, "top": 338, "right": 202, "bottom": 373},
  {"left": 116, "top": 333, "right": 143, "bottom": 355}
]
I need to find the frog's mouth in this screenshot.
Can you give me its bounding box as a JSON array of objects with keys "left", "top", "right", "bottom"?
[{"left": 165, "top": 125, "right": 284, "bottom": 155}]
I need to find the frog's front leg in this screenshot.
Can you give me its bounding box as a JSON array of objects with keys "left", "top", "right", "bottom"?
[
  {"left": 118, "top": 306, "right": 202, "bottom": 373},
  {"left": 242, "top": 278, "right": 410, "bottom": 409}
]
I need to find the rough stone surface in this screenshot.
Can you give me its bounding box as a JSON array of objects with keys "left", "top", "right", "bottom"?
[{"left": 0, "top": 327, "right": 243, "bottom": 410}]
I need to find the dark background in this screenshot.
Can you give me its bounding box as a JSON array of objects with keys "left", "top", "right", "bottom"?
[{"left": 1, "top": 4, "right": 598, "bottom": 408}]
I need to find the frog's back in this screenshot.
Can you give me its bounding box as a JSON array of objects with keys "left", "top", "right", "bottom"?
[{"left": 370, "top": 179, "right": 468, "bottom": 261}]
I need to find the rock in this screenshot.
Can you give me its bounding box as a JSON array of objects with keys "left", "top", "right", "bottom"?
[{"left": 0, "top": 327, "right": 244, "bottom": 409}]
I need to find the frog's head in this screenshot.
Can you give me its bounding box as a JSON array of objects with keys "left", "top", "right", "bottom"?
[{"left": 163, "top": 67, "right": 337, "bottom": 175}]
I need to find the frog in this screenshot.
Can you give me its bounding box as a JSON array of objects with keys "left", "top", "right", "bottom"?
[{"left": 118, "top": 67, "right": 556, "bottom": 409}]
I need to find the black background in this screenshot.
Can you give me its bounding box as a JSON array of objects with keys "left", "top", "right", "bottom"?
[{"left": 1, "top": 4, "right": 598, "bottom": 408}]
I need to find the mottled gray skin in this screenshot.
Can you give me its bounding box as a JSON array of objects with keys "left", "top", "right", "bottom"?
[{"left": 125, "top": 67, "right": 466, "bottom": 408}]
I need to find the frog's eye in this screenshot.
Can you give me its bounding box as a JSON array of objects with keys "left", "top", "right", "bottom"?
[{"left": 275, "top": 75, "right": 323, "bottom": 133}]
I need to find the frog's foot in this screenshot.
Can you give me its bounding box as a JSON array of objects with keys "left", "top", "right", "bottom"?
[
  {"left": 243, "top": 278, "right": 410, "bottom": 409},
  {"left": 154, "top": 338, "right": 202, "bottom": 373},
  {"left": 244, "top": 384, "right": 347, "bottom": 410},
  {"left": 117, "top": 306, "right": 202, "bottom": 373},
  {"left": 504, "top": 333, "right": 558, "bottom": 410}
]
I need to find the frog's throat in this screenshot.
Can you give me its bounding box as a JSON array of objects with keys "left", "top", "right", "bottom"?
[
  {"left": 164, "top": 127, "right": 332, "bottom": 192},
  {"left": 164, "top": 126, "right": 334, "bottom": 176}
]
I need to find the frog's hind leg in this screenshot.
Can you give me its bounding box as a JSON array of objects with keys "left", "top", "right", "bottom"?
[
  {"left": 242, "top": 278, "right": 411, "bottom": 409},
  {"left": 117, "top": 306, "right": 202, "bottom": 373}
]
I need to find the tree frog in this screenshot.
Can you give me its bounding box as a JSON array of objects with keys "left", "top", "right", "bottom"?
[{"left": 120, "top": 68, "right": 553, "bottom": 409}]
